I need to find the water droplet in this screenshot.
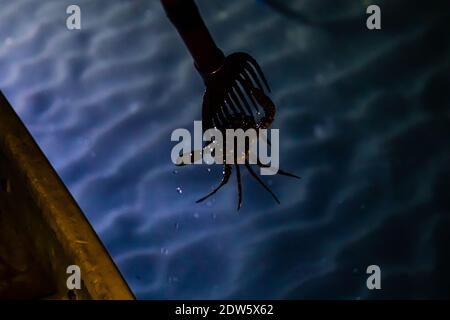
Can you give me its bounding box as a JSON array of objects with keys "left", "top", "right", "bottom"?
[
  {"left": 176, "top": 187, "right": 183, "bottom": 194},
  {"left": 206, "top": 200, "right": 213, "bottom": 207},
  {"left": 212, "top": 213, "right": 217, "bottom": 220},
  {"left": 173, "top": 169, "right": 178, "bottom": 175},
  {"left": 160, "top": 248, "right": 169, "bottom": 255},
  {"left": 207, "top": 168, "right": 211, "bottom": 173},
  {"left": 193, "top": 212, "right": 200, "bottom": 219},
  {"left": 174, "top": 222, "right": 180, "bottom": 231}
]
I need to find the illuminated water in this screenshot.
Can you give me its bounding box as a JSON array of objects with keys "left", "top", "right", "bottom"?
[{"left": 1, "top": 0, "right": 449, "bottom": 299}]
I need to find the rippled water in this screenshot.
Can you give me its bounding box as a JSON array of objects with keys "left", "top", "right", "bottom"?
[{"left": 1, "top": 0, "right": 449, "bottom": 299}]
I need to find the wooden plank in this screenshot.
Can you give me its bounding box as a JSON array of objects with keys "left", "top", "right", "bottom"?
[{"left": 0, "top": 91, "right": 134, "bottom": 300}]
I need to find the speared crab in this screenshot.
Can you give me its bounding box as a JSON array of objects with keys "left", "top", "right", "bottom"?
[{"left": 162, "top": 0, "right": 299, "bottom": 209}]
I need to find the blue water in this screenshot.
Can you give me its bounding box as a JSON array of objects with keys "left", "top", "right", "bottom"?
[{"left": 1, "top": 0, "right": 449, "bottom": 299}]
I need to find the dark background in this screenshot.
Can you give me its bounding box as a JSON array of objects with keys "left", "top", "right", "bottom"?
[{"left": 1, "top": 0, "right": 449, "bottom": 299}]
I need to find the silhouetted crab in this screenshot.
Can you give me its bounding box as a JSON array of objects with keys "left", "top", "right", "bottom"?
[{"left": 177, "top": 53, "right": 300, "bottom": 210}]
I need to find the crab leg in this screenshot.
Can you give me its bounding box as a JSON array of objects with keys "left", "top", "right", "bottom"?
[{"left": 196, "top": 164, "right": 232, "bottom": 203}]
